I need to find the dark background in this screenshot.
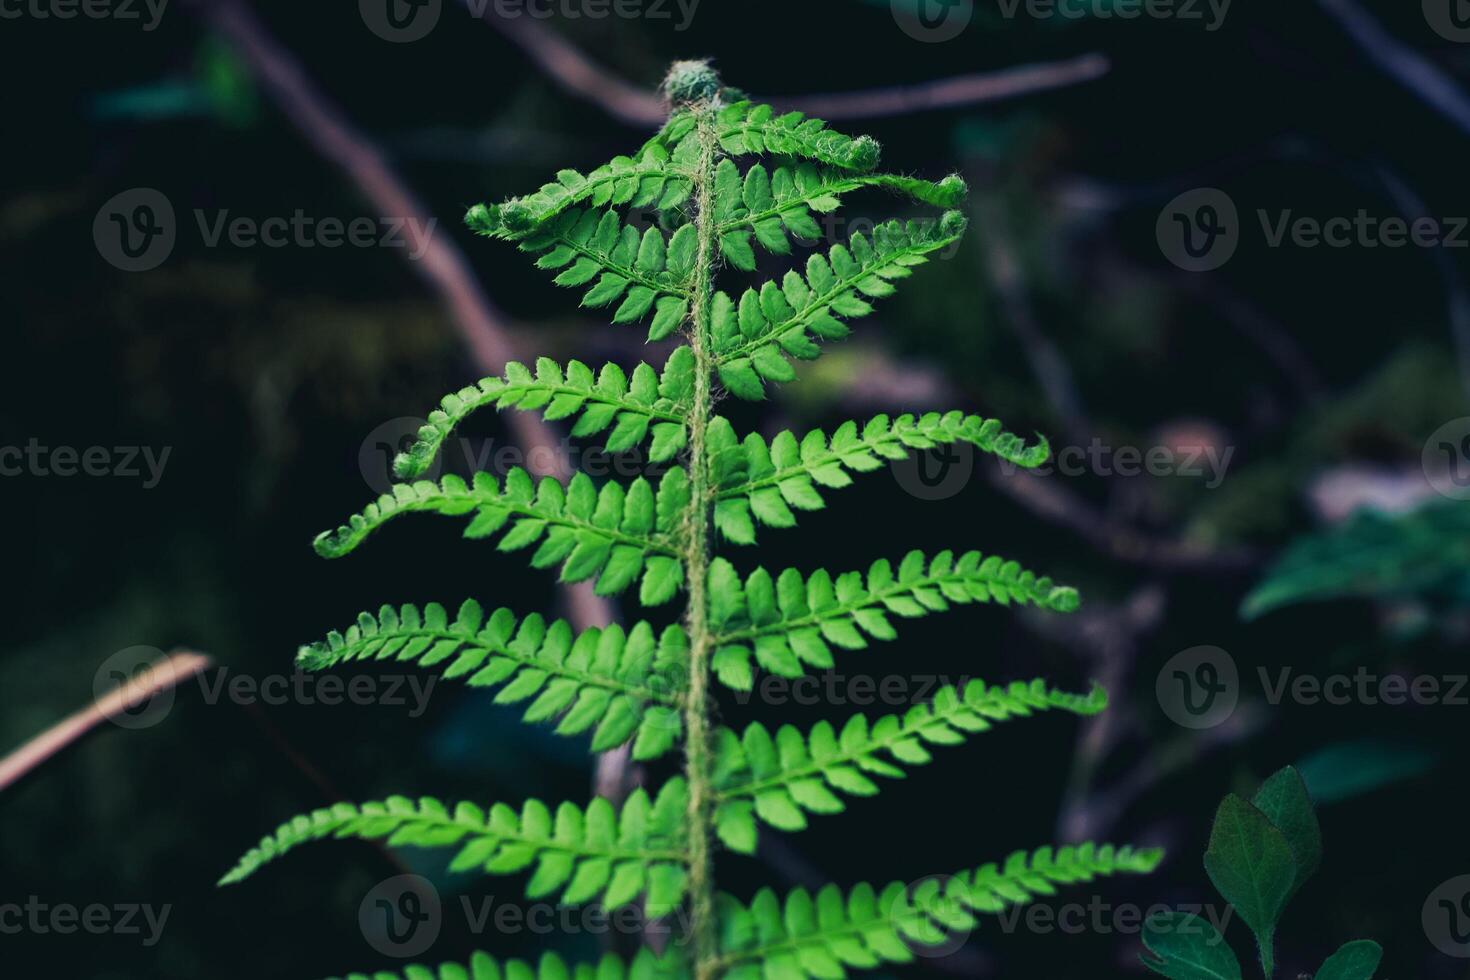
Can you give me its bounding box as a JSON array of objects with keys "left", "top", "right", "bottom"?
[{"left": 2, "top": 0, "right": 1468, "bottom": 976}]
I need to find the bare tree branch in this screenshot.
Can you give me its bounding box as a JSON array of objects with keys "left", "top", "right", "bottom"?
[
  {"left": 1318, "top": 0, "right": 1470, "bottom": 137},
  {"left": 0, "top": 651, "right": 213, "bottom": 794},
  {"left": 471, "top": 5, "right": 1109, "bottom": 124},
  {"left": 188, "top": 0, "right": 625, "bottom": 793}
]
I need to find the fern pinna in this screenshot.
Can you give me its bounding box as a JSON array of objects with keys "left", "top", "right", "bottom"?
[{"left": 220, "top": 62, "right": 1162, "bottom": 979}]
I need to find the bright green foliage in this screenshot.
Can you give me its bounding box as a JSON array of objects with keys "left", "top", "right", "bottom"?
[
  {"left": 705, "top": 550, "right": 1078, "bottom": 688},
  {"left": 297, "top": 601, "right": 688, "bottom": 759},
  {"left": 225, "top": 64, "right": 1161, "bottom": 980},
  {"left": 718, "top": 844, "right": 1164, "bottom": 980},
  {"left": 1141, "top": 766, "right": 1382, "bottom": 980},
  {"left": 394, "top": 349, "right": 695, "bottom": 479},
  {"left": 220, "top": 781, "right": 690, "bottom": 912},
  {"left": 708, "top": 414, "right": 1048, "bottom": 543},
  {"left": 322, "top": 950, "right": 689, "bottom": 980},
  {"left": 710, "top": 217, "right": 968, "bottom": 398},
  {"left": 709, "top": 681, "right": 1108, "bottom": 849},
  {"left": 313, "top": 469, "right": 688, "bottom": 603}
]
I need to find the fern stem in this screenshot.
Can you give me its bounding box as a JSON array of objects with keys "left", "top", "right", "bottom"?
[{"left": 679, "top": 100, "right": 722, "bottom": 980}]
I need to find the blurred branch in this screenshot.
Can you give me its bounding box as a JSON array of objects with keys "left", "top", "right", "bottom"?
[
  {"left": 969, "top": 183, "right": 1092, "bottom": 448},
  {"left": 985, "top": 467, "right": 1260, "bottom": 572},
  {"left": 471, "top": 6, "right": 1110, "bottom": 124},
  {"left": 0, "top": 650, "right": 213, "bottom": 794},
  {"left": 1318, "top": 0, "right": 1470, "bottom": 136},
  {"left": 187, "top": 0, "right": 626, "bottom": 794}
]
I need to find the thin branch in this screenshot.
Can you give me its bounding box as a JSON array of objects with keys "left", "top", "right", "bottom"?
[
  {"left": 770, "top": 54, "right": 1112, "bottom": 120},
  {"left": 0, "top": 651, "right": 213, "bottom": 793},
  {"left": 985, "top": 466, "right": 1260, "bottom": 573},
  {"left": 189, "top": 0, "right": 622, "bottom": 781},
  {"left": 1318, "top": 0, "right": 1470, "bottom": 137},
  {"left": 471, "top": 6, "right": 1109, "bottom": 125}
]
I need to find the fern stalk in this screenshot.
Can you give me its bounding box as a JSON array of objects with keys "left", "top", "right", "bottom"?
[{"left": 678, "top": 97, "right": 723, "bottom": 980}]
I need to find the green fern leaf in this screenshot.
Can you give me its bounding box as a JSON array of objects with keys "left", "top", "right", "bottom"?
[
  {"left": 322, "top": 949, "right": 689, "bottom": 980},
  {"left": 393, "top": 350, "right": 694, "bottom": 480},
  {"left": 710, "top": 681, "right": 1107, "bottom": 847},
  {"left": 297, "top": 601, "right": 688, "bottom": 758},
  {"left": 710, "top": 413, "right": 1048, "bottom": 542},
  {"left": 714, "top": 162, "right": 967, "bottom": 266},
  {"left": 466, "top": 206, "right": 693, "bottom": 340},
  {"left": 466, "top": 139, "right": 693, "bottom": 236},
  {"left": 710, "top": 214, "right": 968, "bottom": 397},
  {"left": 313, "top": 470, "right": 686, "bottom": 602},
  {"left": 705, "top": 549, "right": 1077, "bottom": 686},
  {"left": 664, "top": 102, "right": 881, "bottom": 171},
  {"left": 716, "top": 844, "right": 1164, "bottom": 979},
  {"left": 220, "top": 782, "right": 690, "bottom": 912}
]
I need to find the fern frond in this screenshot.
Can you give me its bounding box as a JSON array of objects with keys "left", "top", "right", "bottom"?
[
  {"left": 715, "top": 844, "right": 1165, "bottom": 979},
  {"left": 710, "top": 215, "right": 968, "bottom": 398},
  {"left": 323, "top": 949, "right": 690, "bottom": 980},
  {"left": 705, "top": 549, "right": 1076, "bottom": 686},
  {"left": 712, "top": 159, "right": 966, "bottom": 268},
  {"left": 297, "top": 600, "right": 688, "bottom": 759},
  {"left": 708, "top": 681, "right": 1106, "bottom": 849},
  {"left": 393, "top": 349, "right": 695, "bottom": 480},
  {"left": 468, "top": 141, "right": 693, "bottom": 236},
  {"left": 715, "top": 163, "right": 966, "bottom": 250},
  {"left": 220, "top": 782, "right": 691, "bottom": 912},
  {"left": 313, "top": 469, "right": 689, "bottom": 604},
  {"left": 664, "top": 102, "right": 880, "bottom": 171},
  {"left": 466, "top": 206, "right": 694, "bottom": 341},
  {"left": 708, "top": 413, "right": 1047, "bottom": 544}
]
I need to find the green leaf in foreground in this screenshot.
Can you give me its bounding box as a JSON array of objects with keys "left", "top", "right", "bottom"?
[
  {"left": 1251, "top": 766, "right": 1322, "bottom": 896},
  {"left": 1203, "top": 794, "right": 1296, "bottom": 978},
  {"left": 1314, "top": 939, "right": 1383, "bottom": 980},
  {"left": 1140, "top": 912, "right": 1242, "bottom": 980}
]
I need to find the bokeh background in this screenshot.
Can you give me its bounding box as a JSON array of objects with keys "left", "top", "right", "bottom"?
[{"left": 3, "top": 0, "right": 1470, "bottom": 976}]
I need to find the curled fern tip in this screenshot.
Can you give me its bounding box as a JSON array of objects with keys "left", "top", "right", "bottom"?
[{"left": 662, "top": 59, "right": 721, "bottom": 104}]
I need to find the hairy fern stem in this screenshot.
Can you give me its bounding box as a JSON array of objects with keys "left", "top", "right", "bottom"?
[{"left": 679, "top": 100, "right": 721, "bottom": 980}]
